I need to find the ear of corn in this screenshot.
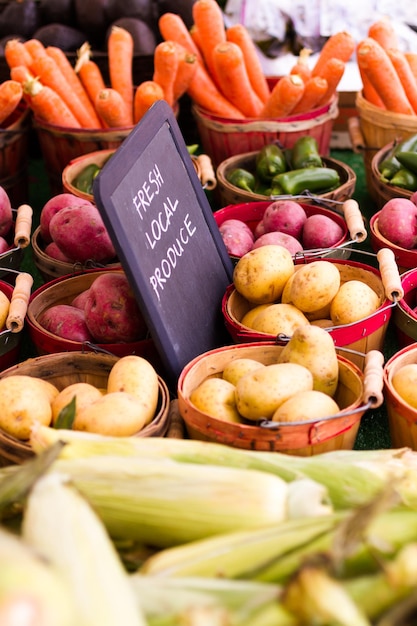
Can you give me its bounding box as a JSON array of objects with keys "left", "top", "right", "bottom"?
[
  {"left": 0, "top": 525, "right": 77, "bottom": 626},
  {"left": 22, "top": 471, "right": 148, "bottom": 626},
  {"left": 49, "top": 455, "right": 289, "bottom": 548}
]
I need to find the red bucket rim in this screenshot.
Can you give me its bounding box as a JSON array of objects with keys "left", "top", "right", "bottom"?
[{"left": 370, "top": 212, "right": 417, "bottom": 268}]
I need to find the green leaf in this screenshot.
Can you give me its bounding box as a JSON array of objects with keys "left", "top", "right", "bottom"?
[{"left": 54, "top": 397, "right": 76, "bottom": 430}]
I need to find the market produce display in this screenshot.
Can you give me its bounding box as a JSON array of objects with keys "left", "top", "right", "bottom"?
[{"left": 3, "top": 5, "right": 417, "bottom": 624}]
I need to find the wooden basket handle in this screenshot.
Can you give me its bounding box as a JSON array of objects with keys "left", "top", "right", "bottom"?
[
  {"left": 362, "top": 349, "right": 385, "bottom": 408},
  {"left": 348, "top": 116, "right": 366, "bottom": 153},
  {"left": 6, "top": 272, "right": 33, "bottom": 333},
  {"left": 196, "top": 154, "right": 217, "bottom": 190},
  {"left": 377, "top": 247, "right": 404, "bottom": 301},
  {"left": 14, "top": 204, "right": 33, "bottom": 249},
  {"left": 342, "top": 199, "right": 367, "bottom": 243}
]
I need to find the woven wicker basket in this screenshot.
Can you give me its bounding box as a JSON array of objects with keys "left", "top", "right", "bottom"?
[
  {"left": 370, "top": 141, "right": 414, "bottom": 209},
  {"left": 0, "top": 351, "right": 171, "bottom": 466},
  {"left": 356, "top": 91, "right": 417, "bottom": 202},
  {"left": 216, "top": 153, "right": 356, "bottom": 209},
  {"left": 31, "top": 225, "right": 121, "bottom": 282},
  {"left": 177, "top": 342, "right": 377, "bottom": 456}
]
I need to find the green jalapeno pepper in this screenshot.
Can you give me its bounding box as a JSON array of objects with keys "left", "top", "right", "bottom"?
[
  {"left": 255, "top": 143, "right": 287, "bottom": 182},
  {"left": 226, "top": 167, "right": 256, "bottom": 192},
  {"left": 271, "top": 166, "right": 340, "bottom": 196},
  {"left": 378, "top": 134, "right": 417, "bottom": 181},
  {"left": 390, "top": 167, "right": 417, "bottom": 191},
  {"left": 289, "top": 136, "right": 323, "bottom": 169},
  {"left": 73, "top": 163, "right": 101, "bottom": 195},
  {"left": 395, "top": 151, "right": 417, "bottom": 176}
]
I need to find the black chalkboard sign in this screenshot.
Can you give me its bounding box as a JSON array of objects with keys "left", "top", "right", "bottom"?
[{"left": 93, "top": 100, "right": 234, "bottom": 385}]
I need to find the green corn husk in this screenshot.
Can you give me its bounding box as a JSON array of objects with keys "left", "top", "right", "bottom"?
[
  {"left": 30, "top": 426, "right": 417, "bottom": 510},
  {"left": 22, "top": 471, "right": 148, "bottom": 626},
  {"left": 129, "top": 575, "right": 296, "bottom": 626},
  {"left": 47, "top": 454, "right": 289, "bottom": 548},
  {"left": 0, "top": 525, "right": 77, "bottom": 626}
]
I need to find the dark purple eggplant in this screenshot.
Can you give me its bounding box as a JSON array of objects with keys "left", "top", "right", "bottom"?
[
  {"left": 0, "top": 0, "right": 41, "bottom": 39},
  {"left": 33, "top": 23, "right": 87, "bottom": 51}
]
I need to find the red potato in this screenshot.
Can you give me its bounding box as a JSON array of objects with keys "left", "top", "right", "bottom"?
[
  {"left": 84, "top": 272, "right": 148, "bottom": 343},
  {"left": 71, "top": 288, "right": 91, "bottom": 310},
  {"left": 49, "top": 204, "right": 116, "bottom": 263},
  {"left": 0, "top": 185, "right": 13, "bottom": 238},
  {"left": 377, "top": 198, "right": 417, "bottom": 249},
  {"left": 262, "top": 200, "right": 307, "bottom": 239},
  {"left": 254, "top": 220, "right": 266, "bottom": 239},
  {"left": 40, "top": 193, "right": 94, "bottom": 243},
  {"left": 44, "top": 242, "right": 72, "bottom": 263},
  {"left": 302, "top": 214, "right": 344, "bottom": 249},
  {"left": 253, "top": 231, "right": 303, "bottom": 255},
  {"left": 39, "top": 304, "right": 94, "bottom": 342},
  {"left": 219, "top": 219, "right": 254, "bottom": 257}
]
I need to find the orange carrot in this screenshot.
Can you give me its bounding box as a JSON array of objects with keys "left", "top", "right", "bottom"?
[
  {"left": 368, "top": 17, "right": 398, "bottom": 50},
  {"left": 24, "top": 38, "right": 47, "bottom": 71},
  {"left": 312, "top": 31, "right": 356, "bottom": 77},
  {"left": 74, "top": 42, "right": 107, "bottom": 114},
  {"left": 23, "top": 76, "right": 81, "bottom": 127},
  {"left": 95, "top": 88, "right": 133, "bottom": 128},
  {"left": 387, "top": 47, "right": 417, "bottom": 114},
  {"left": 4, "top": 38, "right": 32, "bottom": 69},
  {"left": 291, "top": 76, "right": 328, "bottom": 114},
  {"left": 172, "top": 46, "right": 198, "bottom": 102},
  {"left": 356, "top": 37, "right": 413, "bottom": 114},
  {"left": 134, "top": 80, "right": 165, "bottom": 123},
  {"left": 108, "top": 25, "right": 134, "bottom": 125},
  {"left": 212, "top": 41, "right": 264, "bottom": 117},
  {"left": 46, "top": 45, "right": 103, "bottom": 128},
  {"left": 405, "top": 52, "right": 417, "bottom": 83},
  {"left": 190, "top": 25, "right": 204, "bottom": 56},
  {"left": 192, "top": 0, "right": 226, "bottom": 83},
  {"left": 153, "top": 40, "right": 179, "bottom": 107},
  {"left": 290, "top": 47, "right": 312, "bottom": 83},
  {"left": 186, "top": 61, "right": 245, "bottom": 118},
  {"left": 0, "top": 80, "right": 23, "bottom": 125},
  {"left": 9, "top": 64, "right": 34, "bottom": 105},
  {"left": 158, "top": 12, "right": 203, "bottom": 64},
  {"left": 260, "top": 74, "right": 305, "bottom": 118},
  {"left": 358, "top": 65, "right": 386, "bottom": 108},
  {"left": 30, "top": 53, "right": 99, "bottom": 128},
  {"left": 315, "top": 57, "right": 345, "bottom": 106},
  {"left": 226, "top": 23, "right": 270, "bottom": 104}
]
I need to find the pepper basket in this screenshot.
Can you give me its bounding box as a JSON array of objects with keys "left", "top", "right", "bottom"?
[
  {"left": 370, "top": 141, "right": 415, "bottom": 210},
  {"left": 177, "top": 342, "right": 384, "bottom": 456},
  {"left": 222, "top": 249, "right": 403, "bottom": 371},
  {"left": 0, "top": 351, "right": 171, "bottom": 466}
]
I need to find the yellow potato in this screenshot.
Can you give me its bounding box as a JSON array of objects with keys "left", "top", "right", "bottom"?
[
  {"left": 391, "top": 363, "right": 417, "bottom": 409},
  {"left": 288, "top": 260, "right": 341, "bottom": 313},
  {"left": 235, "top": 362, "right": 313, "bottom": 421},
  {"left": 277, "top": 324, "right": 339, "bottom": 396},
  {"left": 51, "top": 382, "right": 104, "bottom": 425},
  {"left": 280, "top": 272, "right": 295, "bottom": 304},
  {"left": 250, "top": 303, "right": 309, "bottom": 337},
  {"left": 34, "top": 378, "right": 60, "bottom": 404},
  {"left": 107, "top": 355, "right": 159, "bottom": 426},
  {"left": 0, "top": 375, "right": 53, "bottom": 439},
  {"left": 73, "top": 391, "right": 152, "bottom": 436},
  {"left": 190, "top": 377, "right": 241, "bottom": 423},
  {"left": 0, "top": 290, "right": 10, "bottom": 329},
  {"left": 272, "top": 390, "right": 340, "bottom": 422},
  {"left": 222, "top": 358, "right": 265, "bottom": 386},
  {"left": 330, "top": 280, "right": 380, "bottom": 325},
  {"left": 310, "top": 318, "right": 334, "bottom": 329},
  {"left": 233, "top": 245, "right": 294, "bottom": 304},
  {"left": 240, "top": 304, "right": 270, "bottom": 329}
]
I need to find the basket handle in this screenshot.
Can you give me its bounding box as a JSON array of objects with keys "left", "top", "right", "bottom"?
[
  {"left": 362, "top": 349, "right": 385, "bottom": 408},
  {"left": 348, "top": 116, "right": 366, "bottom": 153},
  {"left": 196, "top": 153, "right": 217, "bottom": 190},
  {"left": 342, "top": 199, "right": 367, "bottom": 243},
  {"left": 377, "top": 247, "right": 404, "bottom": 301},
  {"left": 6, "top": 272, "right": 33, "bottom": 333},
  {"left": 14, "top": 204, "right": 33, "bottom": 249}
]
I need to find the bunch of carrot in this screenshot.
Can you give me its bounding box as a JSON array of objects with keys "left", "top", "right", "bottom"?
[
  {"left": 157, "top": 0, "right": 356, "bottom": 120},
  {"left": 2, "top": 26, "right": 177, "bottom": 130},
  {"left": 357, "top": 17, "right": 417, "bottom": 115}
]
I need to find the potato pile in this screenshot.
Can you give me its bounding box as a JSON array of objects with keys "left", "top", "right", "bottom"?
[
  {"left": 0, "top": 355, "right": 159, "bottom": 440},
  {"left": 233, "top": 245, "right": 381, "bottom": 333}
]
